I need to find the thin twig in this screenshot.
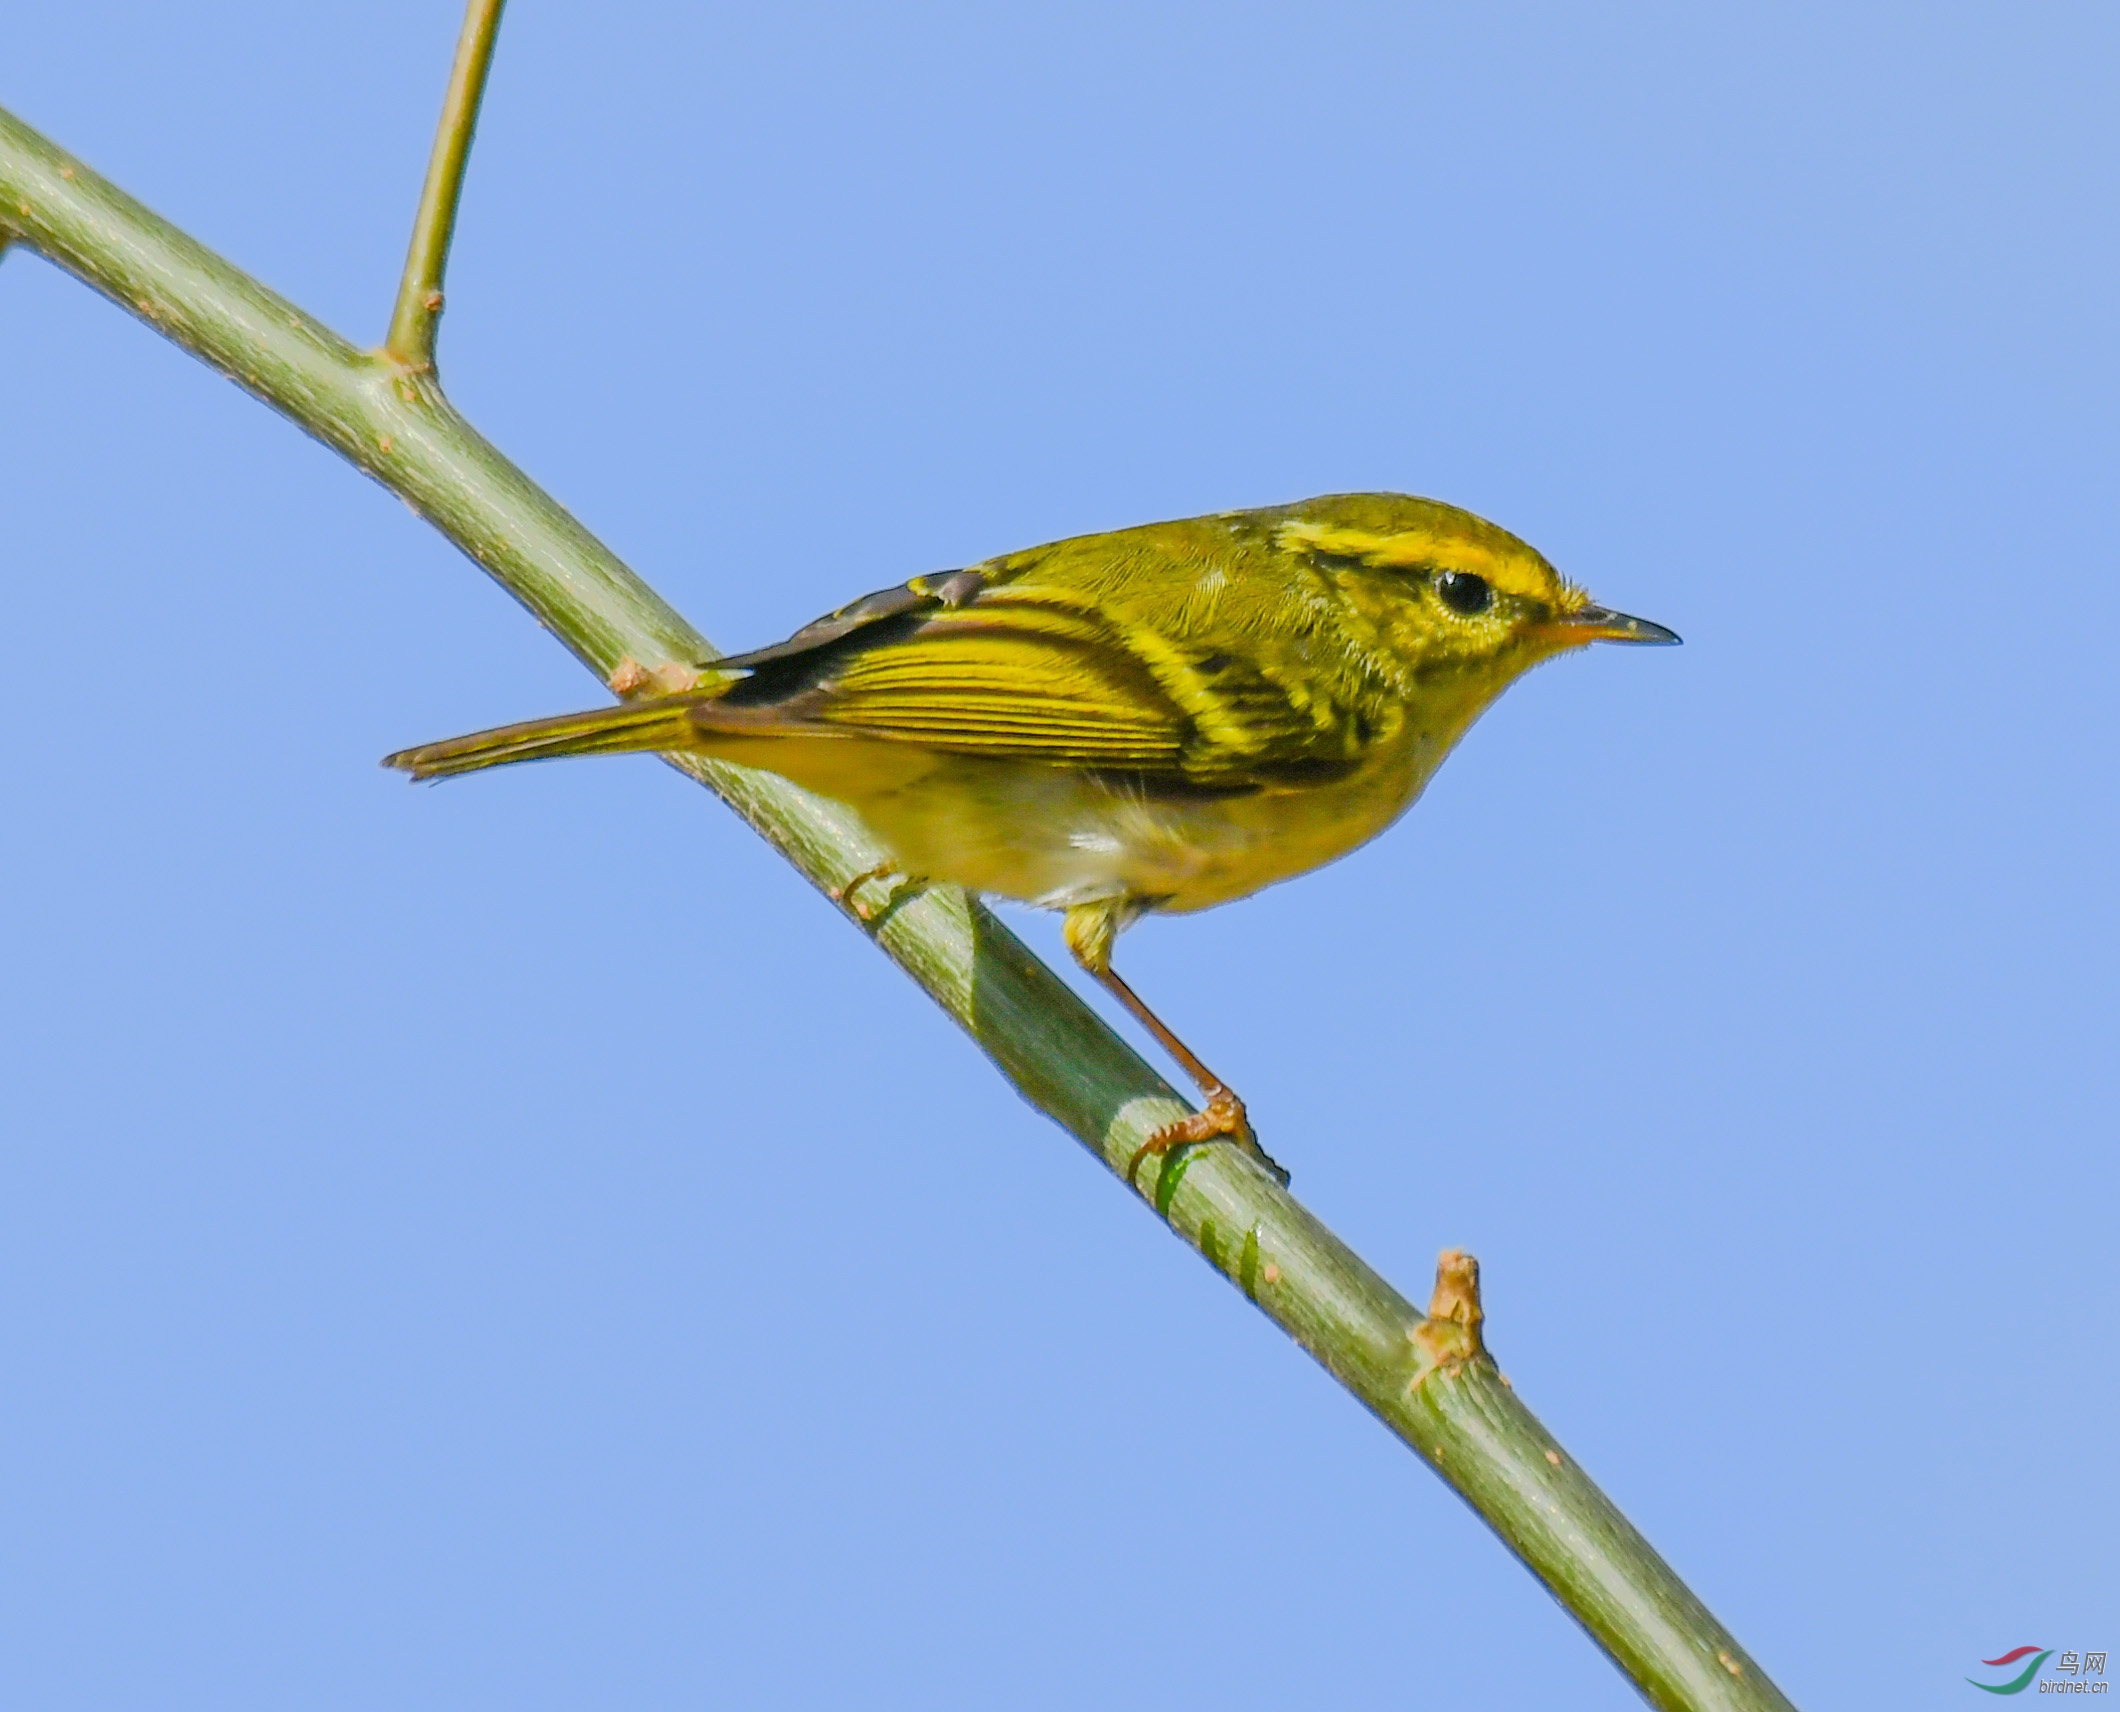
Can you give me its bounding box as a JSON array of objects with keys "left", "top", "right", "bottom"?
[
  {"left": 383, "top": 0, "right": 507, "bottom": 372},
  {"left": 0, "top": 103, "right": 1795, "bottom": 1712}
]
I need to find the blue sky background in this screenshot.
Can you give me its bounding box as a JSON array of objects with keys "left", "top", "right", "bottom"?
[{"left": 3, "top": 2, "right": 2114, "bottom": 1706}]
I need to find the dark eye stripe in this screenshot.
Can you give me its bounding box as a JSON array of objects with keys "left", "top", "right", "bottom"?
[{"left": 1436, "top": 571, "right": 1492, "bottom": 615}]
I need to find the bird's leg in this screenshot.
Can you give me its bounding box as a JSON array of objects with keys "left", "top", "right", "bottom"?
[
  {"left": 1097, "top": 961, "right": 1278, "bottom": 1187},
  {"left": 1062, "top": 901, "right": 1288, "bottom": 1189}
]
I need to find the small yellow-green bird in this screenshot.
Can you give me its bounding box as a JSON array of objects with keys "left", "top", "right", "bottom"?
[{"left": 386, "top": 493, "right": 1676, "bottom": 1183}]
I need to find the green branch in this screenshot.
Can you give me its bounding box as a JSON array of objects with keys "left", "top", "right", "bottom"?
[
  {"left": 0, "top": 92, "right": 1794, "bottom": 1712},
  {"left": 384, "top": 0, "right": 507, "bottom": 371}
]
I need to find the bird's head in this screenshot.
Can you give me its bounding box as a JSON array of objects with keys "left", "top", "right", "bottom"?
[{"left": 1272, "top": 493, "right": 1677, "bottom": 702}]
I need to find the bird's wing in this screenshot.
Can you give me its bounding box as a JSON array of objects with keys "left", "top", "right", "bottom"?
[{"left": 713, "top": 572, "right": 1366, "bottom": 788}]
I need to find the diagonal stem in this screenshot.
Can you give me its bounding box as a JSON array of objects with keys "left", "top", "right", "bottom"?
[
  {"left": 0, "top": 101, "right": 1796, "bottom": 1712},
  {"left": 383, "top": 0, "right": 508, "bottom": 371}
]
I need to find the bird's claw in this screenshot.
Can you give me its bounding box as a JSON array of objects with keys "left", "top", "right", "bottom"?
[
  {"left": 1125, "top": 1088, "right": 1286, "bottom": 1189},
  {"left": 831, "top": 862, "right": 903, "bottom": 925}
]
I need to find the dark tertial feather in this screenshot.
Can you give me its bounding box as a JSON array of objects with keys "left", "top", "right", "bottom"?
[{"left": 709, "top": 568, "right": 989, "bottom": 675}]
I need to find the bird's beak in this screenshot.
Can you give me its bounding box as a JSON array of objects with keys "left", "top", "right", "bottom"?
[{"left": 1560, "top": 604, "right": 1682, "bottom": 645}]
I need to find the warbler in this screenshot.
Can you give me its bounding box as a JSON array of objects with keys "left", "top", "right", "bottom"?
[{"left": 386, "top": 493, "right": 1676, "bottom": 1183}]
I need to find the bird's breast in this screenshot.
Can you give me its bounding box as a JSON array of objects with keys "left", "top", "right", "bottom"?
[{"left": 842, "top": 723, "right": 1447, "bottom": 915}]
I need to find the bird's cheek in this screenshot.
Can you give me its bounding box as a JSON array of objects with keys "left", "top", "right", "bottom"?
[{"left": 1519, "top": 622, "right": 1593, "bottom": 664}]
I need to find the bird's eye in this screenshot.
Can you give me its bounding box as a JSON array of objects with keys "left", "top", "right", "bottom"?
[{"left": 1436, "top": 571, "right": 1492, "bottom": 615}]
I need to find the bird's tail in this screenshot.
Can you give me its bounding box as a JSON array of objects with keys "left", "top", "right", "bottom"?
[{"left": 383, "top": 697, "right": 720, "bottom": 781}]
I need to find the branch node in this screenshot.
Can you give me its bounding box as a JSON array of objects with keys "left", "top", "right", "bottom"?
[
  {"left": 1411, "top": 1247, "right": 1487, "bottom": 1370},
  {"left": 609, "top": 655, "right": 714, "bottom": 698}
]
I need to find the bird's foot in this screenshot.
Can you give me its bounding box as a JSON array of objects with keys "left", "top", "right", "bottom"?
[
  {"left": 830, "top": 862, "right": 922, "bottom": 926},
  {"left": 1125, "top": 1088, "right": 1287, "bottom": 1190}
]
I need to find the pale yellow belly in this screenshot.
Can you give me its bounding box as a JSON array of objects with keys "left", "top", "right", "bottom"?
[{"left": 724, "top": 727, "right": 1445, "bottom": 915}]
